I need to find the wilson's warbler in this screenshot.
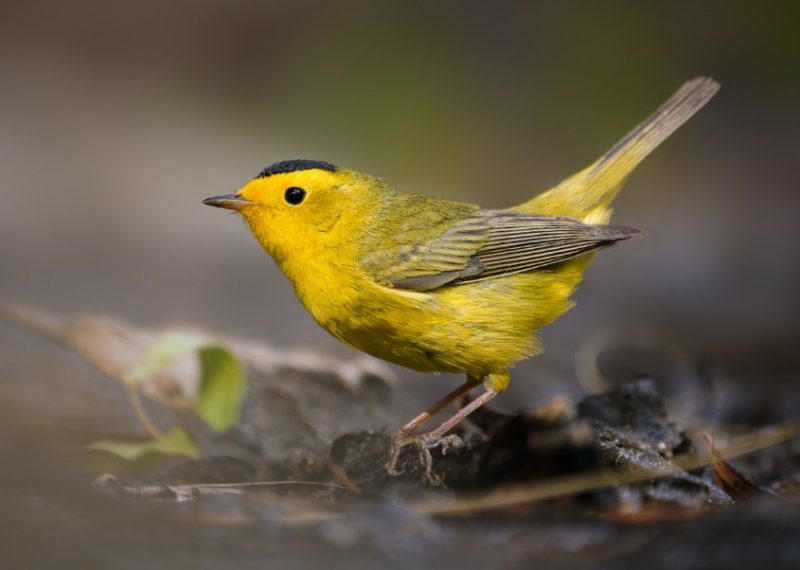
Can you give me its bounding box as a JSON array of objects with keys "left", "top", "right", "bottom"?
[{"left": 204, "top": 77, "right": 718, "bottom": 476}]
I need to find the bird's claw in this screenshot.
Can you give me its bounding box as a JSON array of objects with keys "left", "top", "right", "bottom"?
[
  {"left": 433, "top": 434, "right": 464, "bottom": 455},
  {"left": 385, "top": 432, "right": 465, "bottom": 484}
]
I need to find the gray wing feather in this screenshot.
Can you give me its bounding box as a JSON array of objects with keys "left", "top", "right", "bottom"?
[{"left": 388, "top": 210, "right": 642, "bottom": 291}]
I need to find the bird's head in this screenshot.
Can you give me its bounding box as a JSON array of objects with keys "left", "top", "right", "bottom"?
[{"left": 204, "top": 159, "right": 379, "bottom": 264}]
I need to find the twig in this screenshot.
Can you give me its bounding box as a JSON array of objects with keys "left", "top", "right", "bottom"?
[
  {"left": 328, "top": 460, "right": 362, "bottom": 493},
  {"left": 96, "top": 474, "right": 351, "bottom": 500},
  {"left": 0, "top": 302, "right": 63, "bottom": 342},
  {"left": 176, "top": 480, "right": 350, "bottom": 492},
  {"left": 412, "top": 422, "right": 796, "bottom": 517},
  {"left": 126, "top": 382, "right": 164, "bottom": 439}
]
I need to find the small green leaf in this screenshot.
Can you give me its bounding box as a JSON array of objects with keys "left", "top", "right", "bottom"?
[
  {"left": 87, "top": 428, "right": 200, "bottom": 461},
  {"left": 124, "top": 331, "right": 206, "bottom": 385},
  {"left": 195, "top": 346, "right": 246, "bottom": 432}
]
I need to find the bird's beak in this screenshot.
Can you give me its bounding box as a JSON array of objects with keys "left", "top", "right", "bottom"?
[{"left": 203, "top": 194, "right": 252, "bottom": 211}]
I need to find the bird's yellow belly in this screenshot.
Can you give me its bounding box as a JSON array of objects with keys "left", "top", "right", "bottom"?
[{"left": 295, "top": 259, "right": 591, "bottom": 378}]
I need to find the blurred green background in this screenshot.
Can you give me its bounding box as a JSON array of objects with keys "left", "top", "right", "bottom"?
[{"left": 1, "top": 0, "right": 798, "bottom": 405}]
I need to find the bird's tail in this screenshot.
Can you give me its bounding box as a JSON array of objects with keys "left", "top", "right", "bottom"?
[{"left": 517, "top": 77, "right": 719, "bottom": 223}]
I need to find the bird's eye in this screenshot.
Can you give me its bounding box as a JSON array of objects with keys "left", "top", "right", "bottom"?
[{"left": 284, "top": 186, "right": 306, "bottom": 205}]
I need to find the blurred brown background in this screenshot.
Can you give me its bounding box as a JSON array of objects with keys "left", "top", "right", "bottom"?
[{"left": 2, "top": 0, "right": 799, "bottom": 407}]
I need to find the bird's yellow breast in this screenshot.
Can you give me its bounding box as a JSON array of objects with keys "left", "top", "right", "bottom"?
[{"left": 278, "top": 238, "right": 591, "bottom": 378}]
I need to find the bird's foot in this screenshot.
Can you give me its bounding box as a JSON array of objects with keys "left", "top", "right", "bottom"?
[{"left": 386, "top": 432, "right": 464, "bottom": 485}]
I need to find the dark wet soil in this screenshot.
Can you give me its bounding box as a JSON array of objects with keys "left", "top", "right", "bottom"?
[{"left": 1, "top": 324, "right": 799, "bottom": 570}]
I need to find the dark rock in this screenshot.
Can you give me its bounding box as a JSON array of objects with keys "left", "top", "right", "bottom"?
[{"left": 577, "top": 377, "right": 692, "bottom": 457}]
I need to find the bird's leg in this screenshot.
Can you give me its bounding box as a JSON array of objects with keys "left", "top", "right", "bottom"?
[
  {"left": 385, "top": 378, "right": 479, "bottom": 477},
  {"left": 453, "top": 392, "right": 489, "bottom": 441},
  {"left": 396, "top": 377, "right": 481, "bottom": 437},
  {"left": 417, "top": 388, "right": 497, "bottom": 445},
  {"left": 389, "top": 389, "right": 498, "bottom": 483},
  {"left": 386, "top": 371, "right": 508, "bottom": 481}
]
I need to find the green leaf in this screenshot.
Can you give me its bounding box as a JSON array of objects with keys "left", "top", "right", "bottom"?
[
  {"left": 124, "top": 331, "right": 206, "bottom": 385},
  {"left": 195, "top": 346, "right": 246, "bottom": 432},
  {"left": 87, "top": 428, "right": 200, "bottom": 461}
]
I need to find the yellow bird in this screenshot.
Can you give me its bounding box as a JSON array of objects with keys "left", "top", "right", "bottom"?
[{"left": 204, "top": 78, "right": 719, "bottom": 475}]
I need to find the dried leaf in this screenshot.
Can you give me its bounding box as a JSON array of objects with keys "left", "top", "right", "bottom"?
[
  {"left": 704, "top": 433, "right": 762, "bottom": 500},
  {"left": 0, "top": 303, "right": 396, "bottom": 404},
  {"left": 124, "top": 331, "right": 206, "bottom": 385}
]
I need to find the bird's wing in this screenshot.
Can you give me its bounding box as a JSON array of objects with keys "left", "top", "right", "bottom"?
[
  {"left": 359, "top": 207, "right": 489, "bottom": 291},
  {"left": 363, "top": 210, "right": 642, "bottom": 292}
]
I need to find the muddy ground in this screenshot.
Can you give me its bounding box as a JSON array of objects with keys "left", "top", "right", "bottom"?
[{"left": 0, "top": 309, "right": 798, "bottom": 570}]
